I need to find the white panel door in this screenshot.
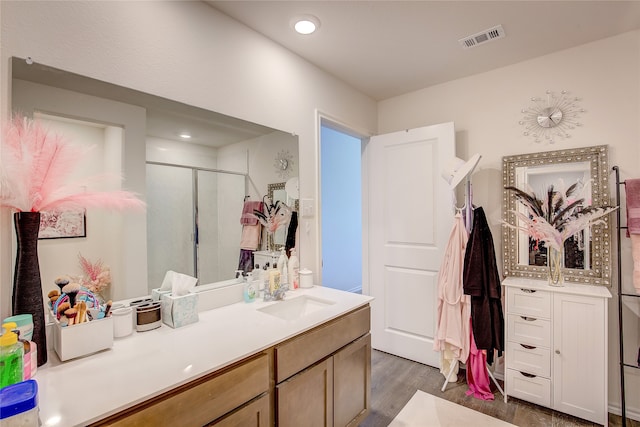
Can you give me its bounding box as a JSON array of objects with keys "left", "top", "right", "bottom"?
[{"left": 367, "top": 123, "right": 455, "bottom": 367}]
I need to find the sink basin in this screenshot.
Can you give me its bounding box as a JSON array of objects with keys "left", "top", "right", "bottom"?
[{"left": 258, "top": 295, "right": 336, "bottom": 321}]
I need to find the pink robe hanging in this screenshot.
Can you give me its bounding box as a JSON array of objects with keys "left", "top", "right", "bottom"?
[
  {"left": 466, "top": 318, "right": 494, "bottom": 401},
  {"left": 433, "top": 213, "right": 471, "bottom": 379}
]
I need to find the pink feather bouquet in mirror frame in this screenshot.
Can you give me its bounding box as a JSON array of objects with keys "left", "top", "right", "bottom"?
[
  {"left": 505, "top": 179, "right": 617, "bottom": 253},
  {"left": 0, "top": 114, "right": 145, "bottom": 213}
]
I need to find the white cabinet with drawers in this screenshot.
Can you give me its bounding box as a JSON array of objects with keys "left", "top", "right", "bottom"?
[{"left": 503, "top": 277, "right": 611, "bottom": 425}]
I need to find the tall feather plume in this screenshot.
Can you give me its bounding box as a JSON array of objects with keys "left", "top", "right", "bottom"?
[
  {"left": 504, "top": 186, "right": 543, "bottom": 218},
  {"left": 505, "top": 178, "right": 618, "bottom": 254},
  {"left": 1, "top": 115, "right": 145, "bottom": 213},
  {"left": 560, "top": 206, "right": 618, "bottom": 241},
  {"left": 565, "top": 182, "right": 579, "bottom": 199},
  {"left": 551, "top": 198, "right": 584, "bottom": 227}
]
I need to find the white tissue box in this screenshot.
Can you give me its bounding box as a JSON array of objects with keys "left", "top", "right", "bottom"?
[
  {"left": 53, "top": 315, "right": 113, "bottom": 361},
  {"left": 152, "top": 288, "right": 171, "bottom": 301},
  {"left": 159, "top": 291, "right": 199, "bottom": 328}
]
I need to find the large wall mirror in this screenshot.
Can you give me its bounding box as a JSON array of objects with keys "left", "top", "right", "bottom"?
[
  {"left": 10, "top": 57, "right": 299, "bottom": 300},
  {"left": 502, "top": 145, "right": 612, "bottom": 285}
]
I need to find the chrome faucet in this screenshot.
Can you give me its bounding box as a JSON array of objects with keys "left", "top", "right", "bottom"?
[{"left": 272, "top": 284, "right": 289, "bottom": 301}]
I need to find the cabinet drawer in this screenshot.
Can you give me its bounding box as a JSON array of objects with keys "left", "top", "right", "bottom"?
[
  {"left": 275, "top": 305, "right": 370, "bottom": 383},
  {"left": 94, "top": 352, "right": 270, "bottom": 427},
  {"left": 507, "top": 314, "right": 550, "bottom": 348},
  {"left": 506, "top": 368, "right": 551, "bottom": 408},
  {"left": 211, "top": 393, "right": 271, "bottom": 427},
  {"left": 506, "top": 341, "right": 550, "bottom": 378},
  {"left": 507, "top": 287, "right": 551, "bottom": 318}
]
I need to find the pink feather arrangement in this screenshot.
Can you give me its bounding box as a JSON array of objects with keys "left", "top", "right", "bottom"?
[
  {"left": 0, "top": 115, "right": 145, "bottom": 213},
  {"left": 505, "top": 180, "right": 617, "bottom": 252}
]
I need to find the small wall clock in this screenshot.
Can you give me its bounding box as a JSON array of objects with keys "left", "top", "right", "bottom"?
[
  {"left": 274, "top": 149, "right": 294, "bottom": 179},
  {"left": 519, "top": 90, "right": 585, "bottom": 144}
]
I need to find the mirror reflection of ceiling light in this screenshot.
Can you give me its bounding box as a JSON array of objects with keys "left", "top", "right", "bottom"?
[
  {"left": 293, "top": 15, "right": 320, "bottom": 35},
  {"left": 179, "top": 132, "right": 191, "bottom": 139}
]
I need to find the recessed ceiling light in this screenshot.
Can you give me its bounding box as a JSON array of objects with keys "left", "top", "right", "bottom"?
[
  {"left": 179, "top": 132, "right": 191, "bottom": 139},
  {"left": 293, "top": 15, "right": 320, "bottom": 35}
]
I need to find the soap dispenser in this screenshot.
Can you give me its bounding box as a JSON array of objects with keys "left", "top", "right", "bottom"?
[
  {"left": 243, "top": 272, "right": 256, "bottom": 303},
  {"left": 261, "top": 263, "right": 270, "bottom": 294},
  {"left": 288, "top": 249, "right": 300, "bottom": 290},
  {"left": 277, "top": 247, "right": 288, "bottom": 285}
]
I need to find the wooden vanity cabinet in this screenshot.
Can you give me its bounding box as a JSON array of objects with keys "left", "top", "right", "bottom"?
[
  {"left": 274, "top": 305, "right": 371, "bottom": 427},
  {"left": 89, "top": 304, "right": 371, "bottom": 427},
  {"left": 90, "top": 351, "right": 272, "bottom": 427},
  {"left": 276, "top": 355, "right": 334, "bottom": 426}
]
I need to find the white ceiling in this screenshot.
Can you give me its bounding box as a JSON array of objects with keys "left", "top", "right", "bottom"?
[
  {"left": 13, "top": 2, "right": 640, "bottom": 145},
  {"left": 208, "top": 1, "right": 640, "bottom": 101}
]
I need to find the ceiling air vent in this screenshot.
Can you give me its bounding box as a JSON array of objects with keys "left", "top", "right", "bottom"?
[{"left": 459, "top": 25, "right": 505, "bottom": 50}]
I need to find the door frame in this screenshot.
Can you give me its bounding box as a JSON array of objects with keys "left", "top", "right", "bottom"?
[{"left": 316, "top": 111, "right": 371, "bottom": 291}]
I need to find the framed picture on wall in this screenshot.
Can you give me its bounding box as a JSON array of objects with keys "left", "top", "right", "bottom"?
[{"left": 38, "top": 210, "right": 86, "bottom": 239}]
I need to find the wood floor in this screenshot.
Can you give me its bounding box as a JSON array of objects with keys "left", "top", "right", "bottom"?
[{"left": 360, "top": 349, "right": 639, "bottom": 427}]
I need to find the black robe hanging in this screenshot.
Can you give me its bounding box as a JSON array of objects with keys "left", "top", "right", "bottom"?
[{"left": 462, "top": 207, "right": 504, "bottom": 365}]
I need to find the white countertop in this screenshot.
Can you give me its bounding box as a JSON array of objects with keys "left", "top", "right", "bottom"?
[{"left": 35, "top": 286, "right": 374, "bottom": 427}]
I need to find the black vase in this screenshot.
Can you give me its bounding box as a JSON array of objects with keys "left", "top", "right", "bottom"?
[{"left": 12, "top": 211, "right": 47, "bottom": 366}]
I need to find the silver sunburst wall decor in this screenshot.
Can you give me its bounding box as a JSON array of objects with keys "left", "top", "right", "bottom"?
[
  {"left": 519, "top": 90, "right": 585, "bottom": 144},
  {"left": 273, "top": 149, "right": 294, "bottom": 180}
]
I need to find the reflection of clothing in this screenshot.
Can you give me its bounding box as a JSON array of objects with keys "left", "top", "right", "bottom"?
[
  {"left": 240, "top": 201, "right": 263, "bottom": 226},
  {"left": 285, "top": 211, "right": 298, "bottom": 254},
  {"left": 463, "top": 207, "right": 504, "bottom": 365},
  {"left": 240, "top": 224, "right": 261, "bottom": 250},
  {"left": 466, "top": 318, "right": 494, "bottom": 401},
  {"left": 434, "top": 214, "right": 471, "bottom": 379},
  {"left": 237, "top": 249, "right": 253, "bottom": 274}
]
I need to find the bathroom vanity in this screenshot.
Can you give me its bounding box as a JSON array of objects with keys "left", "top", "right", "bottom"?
[{"left": 35, "top": 286, "right": 373, "bottom": 427}]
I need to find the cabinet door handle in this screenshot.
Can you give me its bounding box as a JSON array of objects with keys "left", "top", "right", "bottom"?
[
  {"left": 520, "top": 288, "right": 536, "bottom": 293},
  {"left": 520, "top": 344, "right": 536, "bottom": 350},
  {"left": 555, "top": 350, "right": 561, "bottom": 355},
  {"left": 520, "top": 371, "right": 536, "bottom": 378},
  {"left": 520, "top": 316, "right": 537, "bottom": 321}
]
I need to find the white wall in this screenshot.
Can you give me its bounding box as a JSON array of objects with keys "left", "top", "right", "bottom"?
[
  {"left": 0, "top": 1, "right": 377, "bottom": 318},
  {"left": 378, "top": 30, "right": 640, "bottom": 418},
  {"left": 218, "top": 131, "right": 299, "bottom": 199},
  {"left": 146, "top": 137, "right": 218, "bottom": 169}
]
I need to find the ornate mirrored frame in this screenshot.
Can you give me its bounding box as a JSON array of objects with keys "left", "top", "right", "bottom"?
[
  {"left": 266, "top": 182, "right": 299, "bottom": 252},
  {"left": 502, "top": 145, "right": 612, "bottom": 285}
]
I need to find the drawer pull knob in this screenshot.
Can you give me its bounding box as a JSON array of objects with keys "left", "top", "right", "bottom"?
[
  {"left": 520, "top": 344, "right": 536, "bottom": 350},
  {"left": 520, "top": 371, "right": 536, "bottom": 378},
  {"left": 520, "top": 316, "right": 537, "bottom": 321},
  {"left": 555, "top": 350, "right": 561, "bottom": 355},
  {"left": 520, "top": 288, "right": 536, "bottom": 293}
]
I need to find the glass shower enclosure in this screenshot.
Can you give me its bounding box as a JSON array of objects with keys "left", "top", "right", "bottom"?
[{"left": 146, "top": 162, "right": 246, "bottom": 290}]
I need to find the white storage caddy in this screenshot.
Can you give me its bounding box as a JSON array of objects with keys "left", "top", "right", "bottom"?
[{"left": 53, "top": 315, "right": 113, "bottom": 361}]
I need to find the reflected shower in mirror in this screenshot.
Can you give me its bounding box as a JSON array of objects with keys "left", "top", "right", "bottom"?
[
  {"left": 502, "top": 145, "right": 613, "bottom": 285},
  {"left": 10, "top": 57, "right": 299, "bottom": 298},
  {"left": 146, "top": 164, "right": 247, "bottom": 289}
]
